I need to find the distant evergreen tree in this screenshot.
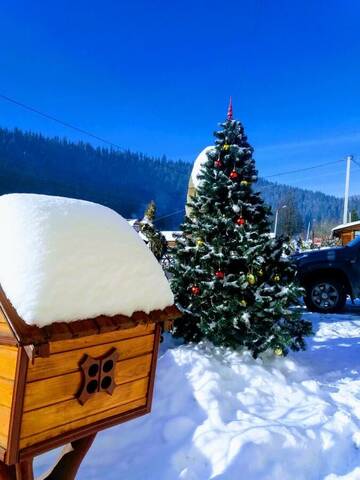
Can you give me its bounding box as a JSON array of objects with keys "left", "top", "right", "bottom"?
[
  {"left": 140, "top": 201, "right": 167, "bottom": 261},
  {"left": 143, "top": 200, "right": 156, "bottom": 223},
  {"left": 170, "top": 103, "right": 312, "bottom": 357},
  {"left": 278, "top": 192, "right": 303, "bottom": 237},
  {"left": 0, "top": 127, "right": 190, "bottom": 230},
  {"left": 350, "top": 208, "right": 359, "bottom": 222},
  {"left": 0, "top": 126, "right": 355, "bottom": 231}
]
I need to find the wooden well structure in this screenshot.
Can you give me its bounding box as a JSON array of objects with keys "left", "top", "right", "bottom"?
[{"left": 0, "top": 285, "right": 180, "bottom": 479}]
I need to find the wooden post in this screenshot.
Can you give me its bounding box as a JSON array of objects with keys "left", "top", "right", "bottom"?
[
  {"left": 0, "top": 434, "right": 95, "bottom": 480},
  {"left": 0, "top": 462, "right": 16, "bottom": 480},
  {"left": 15, "top": 460, "right": 33, "bottom": 480},
  {"left": 37, "top": 434, "right": 96, "bottom": 480}
]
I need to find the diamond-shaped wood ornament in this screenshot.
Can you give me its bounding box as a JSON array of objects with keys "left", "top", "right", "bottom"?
[{"left": 77, "top": 348, "right": 119, "bottom": 405}]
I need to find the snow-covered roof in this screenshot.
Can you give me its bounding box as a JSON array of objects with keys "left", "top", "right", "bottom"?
[
  {"left": 0, "top": 194, "right": 174, "bottom": 327},
  {"left": 190, "top": 146, "right": 215, "bottom": 189},
  {"left": 332, "top": 220, "right": 360, "bottom": 232},
  {"left": 162, "top": 231, "right": 181, "bottom": 241}
]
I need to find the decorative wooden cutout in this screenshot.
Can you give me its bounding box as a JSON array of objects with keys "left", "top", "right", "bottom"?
[{"left": 77, "top": 348, "right": 118, "bottom": 405}]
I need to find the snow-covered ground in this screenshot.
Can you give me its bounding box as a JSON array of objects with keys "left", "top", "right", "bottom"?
[{"left": 35, "top": 304, "right": 360, "bottom": 480}]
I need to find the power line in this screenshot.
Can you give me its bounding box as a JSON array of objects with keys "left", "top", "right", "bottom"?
[
  {"left": 155, "top": 159, "right": 349, "bottom": 222},
  {"left": 260, "top": 167, "right": 349, "bottom": 190},
  {"left": 0, "top": 93, "right": 354, "bottom": 222},
  {"left": 352, "top": 157, "right": 360, "bottom": 169},
  {"left": 153, "top": 209, "right": 185, "bottom": 223},
  {"left": 0, "top": 93, "right": 124, "bottom": 151},
  {"left": 0, "top": 93, "right": 347, "bottom": 178},
  {"left": 263, "top": 159, "right": 344, "bottom": 179}
]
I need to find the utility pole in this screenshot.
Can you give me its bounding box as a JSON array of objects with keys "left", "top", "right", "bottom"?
[
  {"left": 273, "top": 205, "right": 287, "bottom": 237},
  {"left": 343, "top": 155, "right": 353, "bottom": 224}
]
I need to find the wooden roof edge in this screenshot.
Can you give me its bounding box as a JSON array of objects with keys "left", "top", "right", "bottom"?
[{"left": 0, "top": 284, "right": 182, "bottom": 346}]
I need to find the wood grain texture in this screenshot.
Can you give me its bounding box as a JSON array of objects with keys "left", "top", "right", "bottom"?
[
  {"left": 19, "top": 402, "right": 148, "bottom": 461},
  {"left": 0, "top": 323, "right": 12, "bottom": 336},
  {"left": 24, "top": 353, "right": 152, "bottom": 412},
  {"left": 49, "top": 323, "right": 155, "bottom": 354},
  {"left": 15, "top": 459, "right": 34, "bottom": 480},
  {"left": 27, "top": 334, "right": 154, "bottom": 382},
  {"left": 0, "top": 307, "right": 17, "bottom": 345},
  {"left": 0, "top": 446, "right": 6, "bottom": 463},
  {"left": 0, "top": 378, "right": 14, "bottom": 408},
  {"left": 0, "top": 405, "right": 11, "bottom": 449},
  {"left": 20, "top": 379, "right": 148, "bottom": 448},
  {"left": 0, "top": 346, "right": 17, "bottom": 451},
  {"left": 14, "top": 320, "right": 162, "bottom": 460},
  {"left": 0, "top": 347, "right": 17, "bottom": 380},
  {"left": 6, "top": 347, "right": 29, "bottom": 465},
  {"left": 145, "top": 324, "right": 161, "bottom": 413}
]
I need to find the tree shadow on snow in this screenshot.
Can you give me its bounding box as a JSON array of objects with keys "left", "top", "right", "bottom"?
[{"left": 71, "top": 352, "right": 211, "bottom": 480}]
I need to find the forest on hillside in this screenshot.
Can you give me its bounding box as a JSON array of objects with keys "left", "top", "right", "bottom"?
[{"left": 0, "top": 128, "right": 356, "bottom": 234}]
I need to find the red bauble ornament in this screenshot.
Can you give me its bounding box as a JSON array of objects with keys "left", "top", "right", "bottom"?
[
  {"left": 236, "top": 217, "right": 245, "bottom": 226},
  {"left": 229, "top": 169, "right": 239, "bottom": 180},
  {"left": 215, "top": 270, "right": 225, "bottom": 279},
  {"left": 214, "top": 159, "right": 223, "bottom": 168},
  {"left": 191, "top": 285, "right": 201, "bottom": 295}
]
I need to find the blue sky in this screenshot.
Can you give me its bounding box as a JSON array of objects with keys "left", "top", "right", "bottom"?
[{"left": 1, "top": 0, "right": 360, "bottom": 196}]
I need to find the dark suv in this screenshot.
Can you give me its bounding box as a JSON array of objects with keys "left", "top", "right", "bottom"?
[{"left": 292, "top": 236, "right": 360, "bottom": 313}]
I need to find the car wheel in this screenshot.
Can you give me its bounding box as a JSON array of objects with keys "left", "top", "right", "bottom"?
[{"left": 304, "top": 278, "right": 347, "bottom": 313}]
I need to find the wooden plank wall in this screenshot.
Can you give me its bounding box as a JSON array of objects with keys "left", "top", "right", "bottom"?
[
  {"left": 20, "top": 324, "right": 156, "bottom": 449},
  {"left": 0, "top": 345, "right": 17, "bottom": 449},
  {"left": 0, "top": 308, "right": 14, "bottom": 338},
  {"left": 341, "top": 231, "right": 354, "bottom": 245}
]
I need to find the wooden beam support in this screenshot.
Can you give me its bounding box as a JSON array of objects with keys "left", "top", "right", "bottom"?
[{"left": 37, "top": 434, "right": 96, "bottom": 480}]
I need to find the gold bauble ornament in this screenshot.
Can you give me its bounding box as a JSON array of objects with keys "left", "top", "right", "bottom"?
[
  {"left": 240, "top": 300, "right": 247, "bottom": 307},
  {"left": 258, "top": 269, "right": 264, "bottom": 277},
  {"left": 247, "top": 273, "right": 256, "bottom": 285},
  {"left": 240, "top": 180, "right": 250, "bottom": 186},
  {"left": 196, "top": 239, "right": 205, "bottom": 247},
  {"left": 273, "top": 274, "right": 280, "bottom": 282},
  {"left": 223, "top": 144, "right": 230, "bottom": 151},
  {"left": 274, "top": 347, "right": 283, "bottom": 356}
]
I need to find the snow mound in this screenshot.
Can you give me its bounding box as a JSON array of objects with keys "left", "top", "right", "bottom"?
[
  {"left": 190, "top": 146, "right": 215, "bottom": 189},
  {"left": 0, "top": 194, "right": 174, "bottom": 326},
  {"left": 34, "top": 307, "right": 360, "bottom": 480}
]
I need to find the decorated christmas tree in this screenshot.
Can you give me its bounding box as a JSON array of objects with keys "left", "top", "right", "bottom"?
[{"left": 170, "top": 100, "right": 312, "bottom": 357}]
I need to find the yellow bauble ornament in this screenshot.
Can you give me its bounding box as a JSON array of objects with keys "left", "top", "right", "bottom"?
[
  {"left": 223, "top": 144, "right": 230, "bottom": 151},
  {"left": 240, "top": 180, "right": 250, "bottom": 186},
  {"left": 258, "top": 269, "right": 264, "bottom": 277},
  {"left": 240, "top": 300, "right": 247, "bottom": 307},
  {"left": 273, "top": 274, "right": 280, "bottom": 282},
  {"left": 196, "top": 239, "right": 205, "bottom": 247},
  {"left": 274, "top": 347, "right": 283, "bottom": 356},
  {"left": 247, "top": 273, "right": 256, "bottom": 285}
]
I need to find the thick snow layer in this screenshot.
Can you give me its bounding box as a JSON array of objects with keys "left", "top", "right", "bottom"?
[
  {"left": 162, "top": 231, "right": 181, "bottom": 242},
  {"left": 35, "top": 304, "right": 360, "bottom": 479},
  {"left": 0, "top": 194, "right": 173, "bottom": 326},
  {"left": 191, "top": 146, "right": 215, "bottom": 189}
]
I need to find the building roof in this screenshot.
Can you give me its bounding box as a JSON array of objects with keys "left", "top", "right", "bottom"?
[
  {"left": 0, "top": 284, "right": 180, "bottom": 348},
  {"left": 332, "top": 220, "right": 360, "bottom": 232},
  {"left": 161, "top": 231, "right": 181, "bottom": 241},
  {"left": 0, "top": 194, "right": 180, "bottom": 348}
]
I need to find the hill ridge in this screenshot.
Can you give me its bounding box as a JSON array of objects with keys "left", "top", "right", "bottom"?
[{"left": 0, "top": 127, "right": 355, "bottom": 232}]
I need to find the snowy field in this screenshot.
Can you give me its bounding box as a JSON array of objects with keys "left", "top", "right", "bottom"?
[{"left": 35, "top": 304, "right": 360, "bottom": 480}]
